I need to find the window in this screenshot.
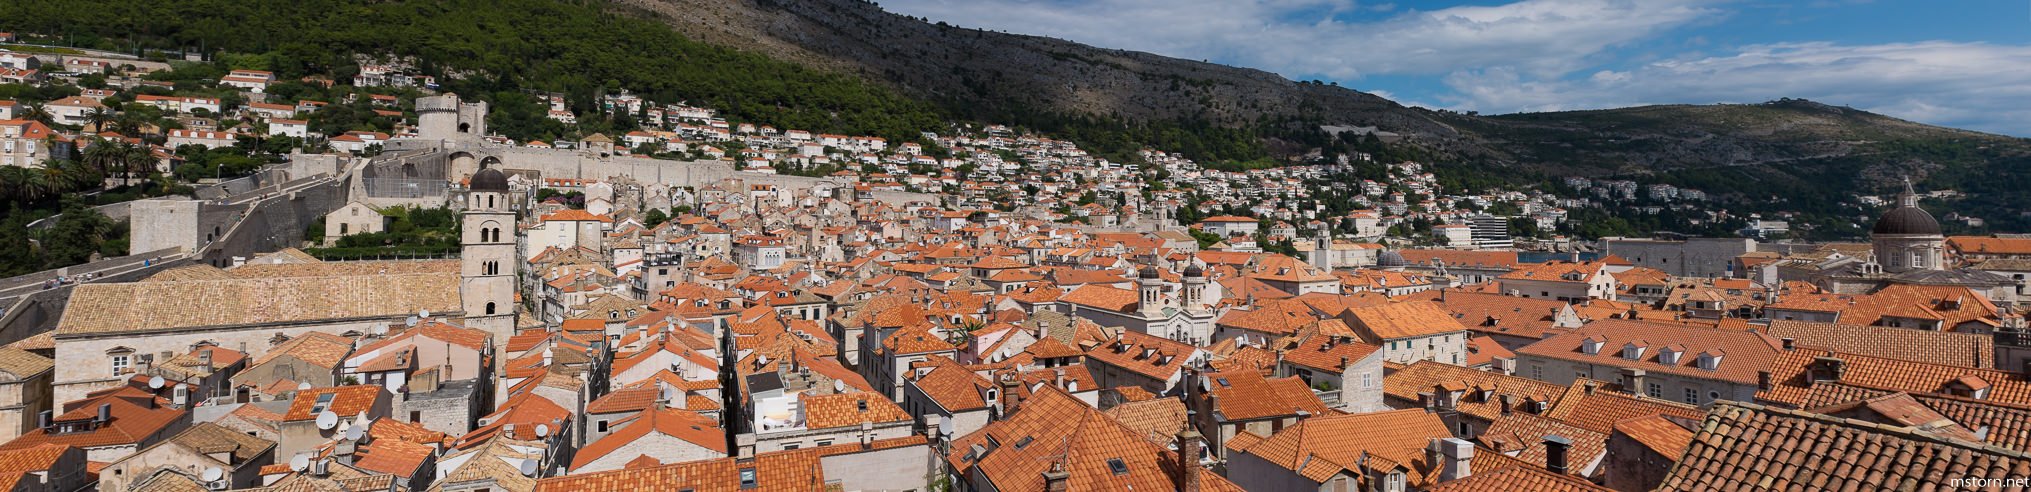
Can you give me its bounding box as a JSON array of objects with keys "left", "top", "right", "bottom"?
[
  {"left": 782, "top": 443, "right": 799, "bottom": 450},
  {"left": 816, "top": 440, "right": 832, "bottom": 446},
  {"left": 1532, "top": 365, "right": 1543, "bottom": 380},
  {"left": 486, "top": 302, "right": 497, "bottom": 316},
  {"left": 311, "top": 393, "right": 336, "bottom": 414},
  {"left": 110, "top": 355, "right": 130, "bottom": 375},
  {"left": 1684, "top": 388, "right": 1699, "bottom": 405},
  {"left": 1362, "top": 372, "right": 1374, "bottom": 388},
  {"left": 1106, "top": 458, "right": 1129, "bottom": 475},
  {"left": 739, "top": 468, "right": 757, "bottom": 488},
  {"left": 1708, "top": 391, "right": 1721, "bottom": 403},
  {"left": 597, "top": 421, "right": 609, "bottom": 433},
  {"left": 410, "top": 411, "right": 421, "bottom": 422},
  {"left": 1577, "top": 372, "right": 1589, "bottom": 381},
  {"left": 1646, "top": 383, "right": 1662, "bottom": 398}
]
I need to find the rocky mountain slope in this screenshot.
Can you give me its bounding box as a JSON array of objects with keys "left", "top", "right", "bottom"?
[
  {"left": 617, "top": 0, "right": 1460, "bottom": 139},
  {"left": 619, "top": 0, "right": 2024, "bottom": 184},
  {"left": 599, "top": 0, "right": 2031, "bottom": 228}
]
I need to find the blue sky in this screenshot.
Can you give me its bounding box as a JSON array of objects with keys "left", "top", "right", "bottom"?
[{"left": 878, "top": 0, "right": 2031, "bottom": 136}]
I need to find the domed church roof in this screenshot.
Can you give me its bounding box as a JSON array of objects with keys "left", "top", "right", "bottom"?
[
  {"left": 1873, "top": 178, "right": 1941, "bottom": 236},
  {"left": 469, "top": 168, "right": 509, "bottom": 192},
  {"left": 1872, "top": 206, "right": 1941, "bottom": 236}
]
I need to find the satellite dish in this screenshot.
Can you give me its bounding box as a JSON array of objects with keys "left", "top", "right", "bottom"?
[
  {"left": 344, "top": 424, "right": 364, "bottom": 441},
  {"left": 833, "top": 380, "right": 845, "bottom": 392},
  {"left": 405, "top": 316, "right": 419, "bottom": 327},
  {"left": 316, "top": 411, "right": 339, "bottom": 430},
  {"left": 518, "top": 458, "right": 539, "bottom": 477},
  {"left": 201, "top": 467, "right": 224, "bottom": 482},
  {"left": 536, "top": 424, "right": 551, "bottom": 438},
  {"left": 938, "top": 414, "right": 953, "bottom": 436},
  {"left": 297, "top": 382, "right": 313, "bottom": 391},
  {"left": 147, "top": 376, "right": 165, "bottom": 389},
  {"left": 289, "top": 454, "right": 310, "bottom": 472},
  {"left": 419, "top": 309, "right": 431, "bottom": 319}
]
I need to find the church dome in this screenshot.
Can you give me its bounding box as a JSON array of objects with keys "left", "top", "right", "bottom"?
[
  {"left": 1138, "top": 265, "right": 1162, "bottom": 279},
  {"left": 1872, "top": 206, "right": 1940, "bottom": 236},
  {"left": 469, "top": 168, "right": 510, "bottom": 192},
  {"left": 1183, "top": 264, "right": 1205, "bottom": 277},
  {"left": 1377, "top": 251, "right": 1407, "bottom": 268}
]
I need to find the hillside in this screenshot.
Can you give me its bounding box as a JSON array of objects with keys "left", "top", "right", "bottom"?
[
  {"left": 620, "top": 0, "right": 2029, "bottom": 184},
  {"left": 616, "top": 0, "right": 1461, "bottom": 142}
]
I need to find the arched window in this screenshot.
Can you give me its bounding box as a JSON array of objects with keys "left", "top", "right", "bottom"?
[
  {"left": 458, "top": 122, "right": 471, "bottom": 133},
  {"left": 486, "top": 302, "right": 497, "bottom": 315},
  {"left": 488, "top": 195, "right": 495, "bottom": 209}
]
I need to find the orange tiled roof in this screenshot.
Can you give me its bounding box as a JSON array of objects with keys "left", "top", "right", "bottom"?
[
  {"left": 1199, "top": 370, "right": 1330, "bottom": 421},
  {"left": 1542, "top": 382, "right": 1704, "bottom": 435},
  {"left": 1344, "top": 301, "right": 1471, "bottom": 340},
  {"left": 1516, "top": 319, "right": 1782, "bottom": 385},
  {"left": 1658, "top": 401, "right": 2027, "bottom": 491},
  {"left": 1224, "top": 408, "right": 1453, "bottom": 488},
  {"left": 282, "top": 385, "right": 384, "bottom": 421},
  {"left": 1478, "top": 411, "right": 1607, "bottom": 476},
  {"left": 1763, "top": 319, "right": 1993, "bottom": 369},
  {"left": 570, "top": 408, "right": 726, "bottom": 470},
  {"left": 947, "top": 386, "right": 1202, "bottom": 491},
  {"left": 1756, "top": 347, "right": 2031, "bottom": 408},
  {"left": 799, "top": 392, "right": 910, "bottom": 429},
  {"left": 1383, "top": 361, "right": 1567, "bottom": 423}
]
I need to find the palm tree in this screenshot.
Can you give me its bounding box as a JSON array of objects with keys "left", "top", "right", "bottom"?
[
  {"left": 83, "top": 107, "right": 113, "bottom": 133},
  {"left": 119, "top": 140, "right": 156, "bottom": 186},
  {"left": 0, "top": 166, "right": 29, "bottom": 202},
  {"left": 79, "top": 139, "right": 117, "bottom": 189},
  {"left": 18, "top": 103, "right": 50, "bottom": 126}
]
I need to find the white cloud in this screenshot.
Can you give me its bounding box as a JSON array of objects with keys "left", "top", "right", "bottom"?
[
  {"left": 881, "top": 0, "right": 1726, "bottom": 80},
  {"left": 1438, "top": 41, "right": 2031, "bottom": 135}
]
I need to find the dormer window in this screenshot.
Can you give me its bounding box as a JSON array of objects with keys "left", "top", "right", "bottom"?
[
  {"left": 1697, "top": 351, "right": 1724, "bottom": 371},
  {"left": 1659, "top": 348, "right": 1681, "bottom": 366},
  {"left": 1622, "top": 342, "right": 1646, "bottom": 361},
  {"left": 1580, "top": 337, "right": 1603, "bottom": 355}
]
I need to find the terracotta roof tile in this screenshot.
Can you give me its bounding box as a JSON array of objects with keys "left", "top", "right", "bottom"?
[
  {"left": 1344, "top": 301, "right": 1471, "bottom": 340},
  {"left": 1224, "top": 409, "right": 1454, "bottom": 488},
  {"left": 799, "top": 392, "right": 910, "bottom": 430},
  {"left": 1764, "top": 319, "right": 1993, "bottom": 369},
  {"left": 1757, "top": 348, "right": 2031, "bottom": 408},
  {"left": 1658, "top": 401, "right": 2031, "bottom": 491}
]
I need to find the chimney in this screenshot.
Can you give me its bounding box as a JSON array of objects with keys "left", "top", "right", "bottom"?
[
  {"left": 1757, "top": 370, "right": 1773, "bottom": 390},
  {"left": 1042, "top": 461, "right": 1071, "bottom": 492},
  {"left": 1174, "top": 428, "right": 1202, "bottom": 486},
  {"left": 1543, "top": 435, "right": 1573, "bottom": 475},
  {"left": 1582, "top": 381, "right": 1597, "bottom": 394},
  {"left": 335, "top": 439, "right": 357, "bottom": 466},
  {"left": 1418, "top": 392, "right": 1436, "bottom": 413},
  {"left": 1621, "top": 368, "right": 1646, "bottom": 396},
  {"left": 1498, "top": 394, "right": 1515, "bottom": 415},
  {"left": 1780, "top": 338, "right": 1796, "bottom": 350},
  {"left": 200, "top": 349, "right": 214, "bottom": 366},
  {"left": 96, "top": 403, "right": 112, "bottom": 426},
  {"left": 1430, "top": 437, "right": 1475, "bottom": 482}
]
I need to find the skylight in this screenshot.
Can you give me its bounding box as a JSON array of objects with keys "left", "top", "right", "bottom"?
[{"left": 1107, "top": 458, "right": 1129, "bottom": 475}]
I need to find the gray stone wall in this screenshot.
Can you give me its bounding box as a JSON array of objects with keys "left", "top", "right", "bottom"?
[{"left": 1601, "top": 237, "right": 1756, "bottom": 278}]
